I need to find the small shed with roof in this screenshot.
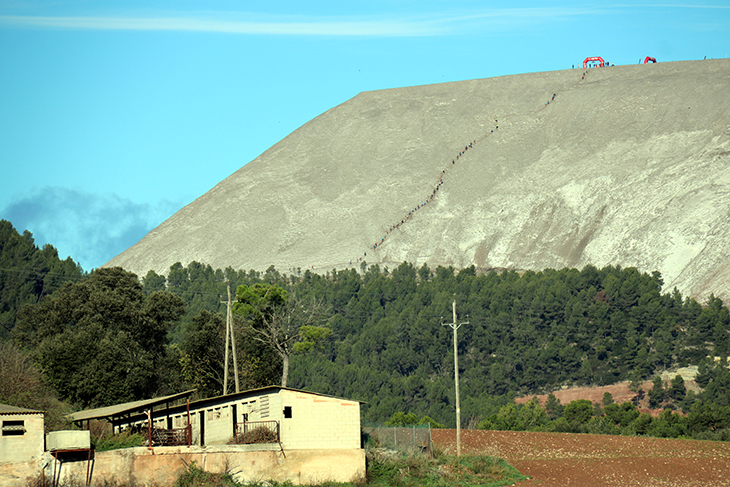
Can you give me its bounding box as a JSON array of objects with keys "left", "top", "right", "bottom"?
[{"left": 0, "top": 404, "right": 45, "bottom": 464}]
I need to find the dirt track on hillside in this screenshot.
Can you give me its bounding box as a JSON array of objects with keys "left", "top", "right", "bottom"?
[{"left": 431, "top": 429, "right": 730, "bottom": 486}]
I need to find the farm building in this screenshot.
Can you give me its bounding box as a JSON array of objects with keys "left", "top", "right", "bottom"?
[
  {"left": 63, "top": 386, "right": 365, "bottom": 485},
  {"left": 68, "top": 386, "right": 363, "bottom": 450},
  {"left": 173, "top": 386, "right": 362, "bottom": 450},
  {"left": 0, "top": 404, "right": 45, "bottom": 464}
]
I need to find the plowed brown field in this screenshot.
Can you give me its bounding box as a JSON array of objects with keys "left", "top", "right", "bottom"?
[{"left": 431, "top": 429, "right": 730, "bottom": 486}]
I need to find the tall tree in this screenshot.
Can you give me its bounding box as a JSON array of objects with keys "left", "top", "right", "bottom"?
[
  {"left": 233, "top": 283, "right": 330, "bottom": 387},
  {"left": 179, "top": 310, "right": 227, "bottom": 398},
  {"left": 648, "top": 376, "right": 666, "bottom": 409},
  {"left": 544, "top": 393, "right": 564, "bottom": 420},
  {"left": 13, "top": 267, "right": 184, "bottom": 407},
  {"left": 0, "top": 220, "right": 84, "bottom": 337},
  {"left": 0, "top": 341, "right": 70, "bottom": 431},
  {"left": 178, "top": 310, "right": 280, "bottom": 397}
]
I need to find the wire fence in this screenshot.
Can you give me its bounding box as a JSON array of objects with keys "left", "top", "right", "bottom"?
[{"left": 362, "top": 423, "right": 432, "bottom": 455}]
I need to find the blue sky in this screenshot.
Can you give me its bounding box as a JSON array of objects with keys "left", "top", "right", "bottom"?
[{"left": 1, "top": 1, "right": 728, "bottom": 271}]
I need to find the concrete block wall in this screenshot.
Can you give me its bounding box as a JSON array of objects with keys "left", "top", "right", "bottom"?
[
  {"left": 203, "top": 405, "right": 234, "bottom": 445},
  {"left": 278, "top": 391, "right": 360, "bottom": 450},
  {"left": 185, "top": 402, "right": 254, "bottom": 446},
  {"left": 172, "top": 413, "right": 191, "bottom": 428},
  {"left": 259, "top": 393, "right": 277, "bottom": 420},
  {"left": 154, "top": 407, "right": 233, "bottom": 446},
  {"left": 0, "top": 445, "right": 366, "bottom": 487},
  {"left": 238, "top": 399, "right": 258, "bottom": 422},
  {"left": 0, "top": 414, "right": 45, "bottom": 464}
]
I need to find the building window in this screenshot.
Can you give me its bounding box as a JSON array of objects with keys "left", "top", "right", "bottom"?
[
  {"left": 283, "top": 406, "right": 292, "bottom": 419},
  {"left": 2, "top": 420, "right": 26, "bottom": 436}
]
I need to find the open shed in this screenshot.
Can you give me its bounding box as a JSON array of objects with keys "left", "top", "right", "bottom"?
[{"left": 67, "top": 389, "right": 196, "bottom": 435}]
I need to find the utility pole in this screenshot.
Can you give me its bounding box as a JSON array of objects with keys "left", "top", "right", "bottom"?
[
  {"left": 228, "top": 282, "right": 240, "bottom": 393},
  {"left": 222, "top": 282, "right": 240, "bottom": 395},
  {"left": 223, "top": 291, "right": 230, "bottom": 395},
  {"left": 442, "top": 294, "right": 468, "bottom": 457}
]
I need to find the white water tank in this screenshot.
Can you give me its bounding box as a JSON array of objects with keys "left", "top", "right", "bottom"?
[{"left": 46, "top": 430, "right": 91, "bottom": 451}]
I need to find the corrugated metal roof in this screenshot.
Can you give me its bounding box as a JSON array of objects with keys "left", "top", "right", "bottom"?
[
  {"left": 67, "top": 386, "right": 364, "bottom": 423},
  {"left": 67, "top": 389, "right": 196, "bottom": 422},
  {"left": 190, "top": 385, "right": 366, "bottom": 407},
  {"left": 103, "top": 385, "right": 365, "bottom": 424},
  {"left": 0, "top": 403, "right": 44, "bottom": 415}
]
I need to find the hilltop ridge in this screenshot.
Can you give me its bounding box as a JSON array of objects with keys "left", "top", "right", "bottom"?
[{"left": 106, "top": 59, "right": 730, "bottom": 301}]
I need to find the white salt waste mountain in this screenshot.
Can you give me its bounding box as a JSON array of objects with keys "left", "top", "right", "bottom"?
[{"left": 106, "top": 60, "right": 730, "bottom": 301}]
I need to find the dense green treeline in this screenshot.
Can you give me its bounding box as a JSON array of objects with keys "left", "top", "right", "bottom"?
[
  {"left": 281, "top": 263, "right": 729, "bottom": 425},
  {"left": 0, "top": 220, "right": 85, "bottom": 338},
  {"left": 140, "top": 260, "right": 730, "bottom": 428},
  {"left": 3, "top": 217, "right": 730, "bottom": 435}
]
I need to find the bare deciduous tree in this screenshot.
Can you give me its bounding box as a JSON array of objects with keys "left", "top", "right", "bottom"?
[{"left": 234, "top": 284, "right": 330, "bottom": 387}]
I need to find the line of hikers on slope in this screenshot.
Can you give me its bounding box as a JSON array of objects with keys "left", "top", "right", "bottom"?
[
  {"left": 348, "top": 130, "right": 491, "bottom": 265},
  {"left": 348, "top": 80, "right": 579, "bottom": 267}
]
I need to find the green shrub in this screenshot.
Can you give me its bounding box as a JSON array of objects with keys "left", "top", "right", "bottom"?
[
  {"left": 563, "top": 399, "right": 595, "bottom": 424},
  {"left": 364, "top": 451, "right": 527, "bottom": 487},
  {"left": 692, "top": 429, "right": 730, "bottom": 441},
  {"left": 628, "top": 413, "right": 654, "bottom": 435},
  {"left": 93, "top": 429, "right": 146, "bottom": 452},
  {"left": 174, "top": 461, "right": 242, "bottom": 487}
]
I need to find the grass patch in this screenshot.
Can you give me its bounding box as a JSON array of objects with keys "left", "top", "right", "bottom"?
[
  {"left": 174, "top": 461, "right": 241, "bottom": 487},
  {"left": 168, "top": 451, "right": 528, "bottom": 487},
  {"left": 93, "top": 429, "right": 146, "bottom": 452},
  {"left": 363, "top": 451, "right": 528, "bottom": 487}
]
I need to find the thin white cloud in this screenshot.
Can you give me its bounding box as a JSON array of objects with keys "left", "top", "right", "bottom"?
[
  {"left": 1, "top": 5, "right": 727, "bottom": 36},
  {"left": 0, "top": 14, "right": 445, "bottom": 36},
  {"left": 0, "top": 7, "right": 632, "bottom": 36},
  {"left": 626, "top": 4, "right": 730, "bottom": 8}
]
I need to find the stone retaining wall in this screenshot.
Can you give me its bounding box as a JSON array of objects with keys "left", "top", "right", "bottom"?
[{"left": 0, "top": 445, "right": 365, "bottom": 486}]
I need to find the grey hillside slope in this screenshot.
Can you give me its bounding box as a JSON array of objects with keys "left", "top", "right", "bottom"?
[{"left": 106, "top": 59, "right": 730, "bottom": 302}]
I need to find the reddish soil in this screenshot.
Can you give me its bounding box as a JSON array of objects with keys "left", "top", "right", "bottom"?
[
  {"left": 514, "top": 380, "right": 702, "bottom": 416},
  {"left": 513, "top": 381, "right": 654, "bottom": 406},
  {"left": 431, "top": 429, "right": 730, "bottom": 486}
]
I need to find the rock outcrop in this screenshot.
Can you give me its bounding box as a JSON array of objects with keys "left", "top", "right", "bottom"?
[{"left": 105, "top": 60, "right": 730, "bottom": 301}]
